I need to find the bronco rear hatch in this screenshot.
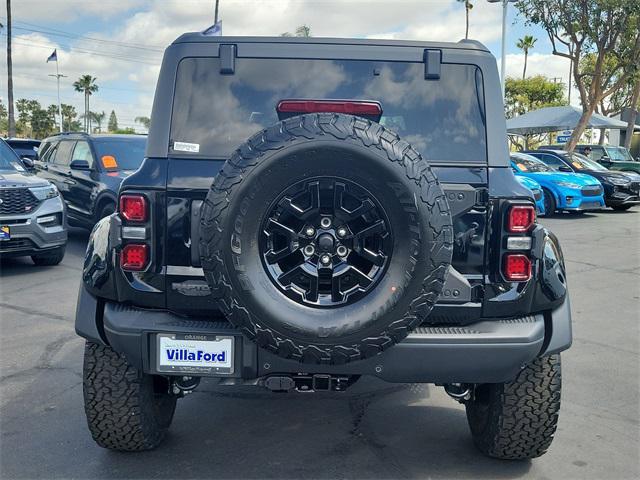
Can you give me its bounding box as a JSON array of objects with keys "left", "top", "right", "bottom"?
[{"left": 158, "top": 40, "right": 493, "bottom": 318}]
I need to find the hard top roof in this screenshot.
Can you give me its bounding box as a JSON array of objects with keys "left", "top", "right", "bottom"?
[{"left": 171, "top": 33, "right": 489, "bottom": 52}]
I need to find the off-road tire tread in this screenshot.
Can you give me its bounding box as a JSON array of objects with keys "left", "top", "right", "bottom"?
[
  {"left": 82, "top": 342, "right": 176, "bottom": 451},
  {"left": 466, "top": 354, "right": 562, "bottom": 460},
  {"left": 199, "top": 113, "right": 453, "bottom": 364}
]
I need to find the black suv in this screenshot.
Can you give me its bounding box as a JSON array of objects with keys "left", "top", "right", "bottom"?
[
  {"left": 5, "top": 138, "right": 41, "bottom": 163},
  {"left": 75, "top": 36, "right": 571, "bottom": 459},
  {"left": 34, "top": 133, "right": 146, "bottom": 227}
]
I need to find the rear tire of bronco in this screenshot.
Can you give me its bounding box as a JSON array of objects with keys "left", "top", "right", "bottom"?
[
  {"left": 82, "top": 342, "right": 177, "bottom": 451},
  {"left": 465, "top": 354, "right": 561, "bottom": 460},
  {"left": 31, "top": 246, "right": 65, "bottom": 266},
  {"left": 200, "top": 113, "right": 453, "bottom": 364}
]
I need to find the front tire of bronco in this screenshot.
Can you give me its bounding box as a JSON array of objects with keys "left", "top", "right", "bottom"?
[
  {"left": 465, "top": 354, "right": 561, "bottom": 460},
  {"left": 82, "top": 342, "right": 177, "bottom": 451}
]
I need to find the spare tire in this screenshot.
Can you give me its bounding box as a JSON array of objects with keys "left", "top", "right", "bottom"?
[{"left": 200, "top": 113, "right": 453, "bottom": 364}]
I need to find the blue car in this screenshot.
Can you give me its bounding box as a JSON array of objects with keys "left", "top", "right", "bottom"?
[
  {"left": 511, "top": 152, "right": 605, "bottom": 214},
  {"left": 515, "top": 175, "right": 546, "bottom": 215}
]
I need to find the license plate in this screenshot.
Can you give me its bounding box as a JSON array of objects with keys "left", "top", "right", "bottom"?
[
  {"left": 0, "top": 226, "right": 10, "bottom": 241},
  {"left": 156, "top": 333, "right": 234, "bottom": 375}
]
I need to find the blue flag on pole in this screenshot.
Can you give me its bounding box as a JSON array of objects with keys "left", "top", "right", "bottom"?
[{"left": 46, "top": 49, "right": 57, "bottom": 63}]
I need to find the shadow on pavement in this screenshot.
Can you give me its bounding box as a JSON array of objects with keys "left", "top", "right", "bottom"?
[{"left": 0, "top": 353, "right": 532, "bottom": 480}]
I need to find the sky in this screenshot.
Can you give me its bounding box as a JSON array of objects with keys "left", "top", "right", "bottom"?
[{"left": 0, "top": 0, "right": 576, "bottom": 133}]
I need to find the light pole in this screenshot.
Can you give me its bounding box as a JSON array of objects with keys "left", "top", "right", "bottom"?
[
  {"left": 488, "top": 0, "right": 515, "bottom": 99},
  {"left": 48, "top": 63, "right": 66, "bottom": 133}
]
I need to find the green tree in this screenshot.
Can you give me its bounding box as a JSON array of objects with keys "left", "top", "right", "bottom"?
[
  {"left": 457, "top": 0, "right": 473, "bottom": 39},
  {"left": 135, "top": 116, "right": 150, "bottom": 130},
  {"left": 61, "top": 104, "right": 80, "bottom": 131},
  {"left": 516, "top": 35, "right": 537, "bottom": 79},
  {"left": 30, "top": 106, "right": 55, "bottom": 138},
  {"left": 15, "top": 98, "right": 42, "bottom": 137},
  {"left": 107, "top": 110, "right": 118, "bottom": 132},
  {"left": 0, "top": 101, "right": 7, "bottom": 136},
  {"left": 92, "top": 111, "right": 106, "bottom": 133},
  {"left": 580, "top": 53, "right": 640, "bottom": 144},
  {"left": 515, "top": 0, "right": 640, "bottom": 152},
  {"left": 73, "top": 75, "right": 99, "bottom": 133},
  {"left": 113, "top": 127, "right": 135, "bottom": 134},
  {"left": 624, "top": 81, "right": 640, "bottom": 149},
  {"left": 281, "top": 25, "right": 312, "bottom": 37},
  {"left": 505, "top": 75, "right": 566, "bottom": 118}
]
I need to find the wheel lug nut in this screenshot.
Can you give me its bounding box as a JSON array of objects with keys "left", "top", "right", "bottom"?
[
  {"left": 305, "top": 226, "right": 315, "bottom": 237},
  {"left": 320, "top": 217, "right": 332, "bottom": 229},
  {"left": 303, "top": 245, "right": 315, "bottom": 256},
  {"left": 320, "top": 254, "right": 331, "bottom": 265},
  {"left": 337, "top": 227, "right": 347, "bottom": 238},
  {"left": 336, "top": 246, "right": 348, "bottom": 257}
]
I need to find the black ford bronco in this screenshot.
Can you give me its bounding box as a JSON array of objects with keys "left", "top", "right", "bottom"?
[{"left": 75, "top": 35, "right": 571, "bottom": 459}]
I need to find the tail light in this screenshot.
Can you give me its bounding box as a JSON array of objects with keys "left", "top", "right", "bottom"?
[
  {"left": 120, "top": 194, "right": 147, "bottom": 222},
  {"left": 276, "top": 99, "right": 382, "bottom": 121},
  {"left": 503, "top": 254, "right": 531, "bottom": 281},
  {"left": 120, "top": 244, "right": 148, "bottom": 271},
  {"left": 507, "top": 205, "right": 535, "bottom": 233}
]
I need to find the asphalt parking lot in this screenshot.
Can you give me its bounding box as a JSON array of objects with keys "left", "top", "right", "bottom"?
[{"left": 1, "top": 210, "right": 638, "bottom": 480}]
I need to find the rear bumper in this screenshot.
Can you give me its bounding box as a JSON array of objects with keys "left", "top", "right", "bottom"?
[{"left": 75, "top": 285, "right": 572, "bottom": 384}]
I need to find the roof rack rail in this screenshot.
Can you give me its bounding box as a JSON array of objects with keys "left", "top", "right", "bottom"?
[{"left": 56, "top": 131, "right": 90, "bottom": 136}]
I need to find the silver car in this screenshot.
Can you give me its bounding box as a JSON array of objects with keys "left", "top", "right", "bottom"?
[{"left": 0, "top": 138, "right": 67, "bottom": 265}]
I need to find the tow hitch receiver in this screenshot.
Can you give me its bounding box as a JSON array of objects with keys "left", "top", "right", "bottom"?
[{"left": 263, "top": 374, "right": 354, "bottom": 392}]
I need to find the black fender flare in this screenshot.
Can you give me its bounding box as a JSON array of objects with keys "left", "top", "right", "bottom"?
[{"left": 82, "top": 213, "right": 120, "bottom": 301}]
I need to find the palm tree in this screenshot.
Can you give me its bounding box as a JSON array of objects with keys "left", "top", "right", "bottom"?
[
  {"left": 92, "top": 111, "right": 106, "bottom": 133},
  {"left": 457, "top": 0, "right": 473, "bottom": 40},
  {"left": 516, "top": 35, "right": 537, "bottom": 79},
  {"left": 5, "top": 0, "right": 16, "bottom": 137},
  {"left": 73, "top": 75, "right": 99, "bottom": 133}
]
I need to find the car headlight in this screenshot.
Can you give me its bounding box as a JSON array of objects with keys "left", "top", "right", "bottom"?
[
  {"left": 553, "top": 181, "right": 581, "bottom": 189},
  {"left": 608, "top": 177, "right": 631, "bottom": 186},
  {"left": 29, "top": 184, "right": 59, "bottom": 200}
]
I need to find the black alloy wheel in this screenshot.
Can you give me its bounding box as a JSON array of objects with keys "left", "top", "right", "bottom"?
[{"left": 260, "top": 177, "right": 392, "bottom": 308}]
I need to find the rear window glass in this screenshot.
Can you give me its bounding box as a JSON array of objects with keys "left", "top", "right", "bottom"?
[
  {"left": 93, "top": 137, "right": 146, "bottom": 171},
  {"left": 170, "top": 58, "right": 487, "bottom": 163}
]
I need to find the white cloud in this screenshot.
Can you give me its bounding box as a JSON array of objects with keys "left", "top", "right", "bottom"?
[
  {"left": 9, "top": 0, "right": 147, "bottom": 22},
  {"left": 1, "top": 0, "right": 553, "bottom": 131}
]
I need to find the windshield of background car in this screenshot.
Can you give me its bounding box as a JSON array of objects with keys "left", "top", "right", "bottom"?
[
  {"left": 0, "top": 140, "right": 20, "bottom": 170},
  {"left": 170, "top": 57, "right": 488, "bottom": 163},
  {"left": 604, "top": 146, "right": 634, "bottom": 161},
  {"left": 93, "top": 137, "right": 146, "bottom": 171},
  {"left": 511, "top": 153, "right": 553, "bottom": 172},
  {"left": 567, "top": 153, "right": 608, "bottom": 171}
]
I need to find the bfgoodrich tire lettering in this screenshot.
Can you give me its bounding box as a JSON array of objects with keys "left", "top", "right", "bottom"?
[
  {"left": 200, "top": 113, "right": 453, "bottom": 364},
  {"left": 465, "top": 354, "right": 562, "bottom": 460},
  {"left": 82, "top": 342, "right": 176, "bottom": 451}
]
